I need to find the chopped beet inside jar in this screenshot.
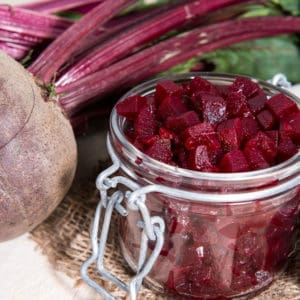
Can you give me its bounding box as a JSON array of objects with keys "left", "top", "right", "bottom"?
[{"left": 114, "top": 74, "right": 300, "bottom": 299}]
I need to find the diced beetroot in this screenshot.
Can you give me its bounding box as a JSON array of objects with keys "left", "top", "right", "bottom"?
[
  {"left": 189, "top": 90, "right": 204, "bottom": 113},
  {"left": 157, "top": 95, "right": 188, "bottom": 120},
  {"left": 219, "top": 150, "right": 250, "bottom": 172},
  {"left": 266, "top": 93, "right": 298, "bottom": 120},
  {"left": 229, "top": 76, "right": 260, "bottom": 98},
  {"left": 265, "top": 130, "right": 279, "bottom": 147},
  {"left": 217, "top": 118, "right": 243, "bottom": 152},
  {"left": 240, "top": 117, "right": 260, "bottom": 142},
  {"left": 243, "top": 144, "right": 270, "bottom": 170},
  {"left": 188, "top": 145, "right": 214, "bottom": 171},
  {"left": 187, "top": 76, "right": 220, "bottom": 96},
  {"left": 154, "top": 80, "right": 183, "bottom": 104},
  {"left": 145, "top": 138, "right": 173, "bottom": 163},
  {"left": 137, "top": 134, "right": 158, "bottom": 146},
  {"left": 159, "top": 127, "right": 176, "bottom": 140},
  {"left": 277, "top": 132, "right": 297, "bottom": 162},
  {"left": 116, "top": 95, "right": 147, "bottom": 119},
  {"left": 256, "top": 109, "right": 277, "bottom": 130},
  {"left": 216, "top": 85, "right": 230, "bottom": 98},
  {"left": 246, "top": 131, "right": 277, "bottom": 164},
  {"left": 181, "top": 122, "right": 215, "bottom": 141},
  {"left": 166, "top": 265, "right": 192, "bottom": 294},
  {"left": 134, "top": 103, "right": 157, "bottom": 138},
  {"left": 165, "top": 110, "right": 200, "bottom": 133},
  {"left": 226, "top": 91, "right": 251, "bottom": 118},
  {"left": 280, "top": 111, "right": 300, "bottom": 145},
  {"left": 247, "top": 90, "right": 267, "bottom": 114},
  {"left": 132, "top": 138, "right": 145, "bottom": 151},
  {"left": 201, "top": 93, "right": 227, "bottom": 124}
]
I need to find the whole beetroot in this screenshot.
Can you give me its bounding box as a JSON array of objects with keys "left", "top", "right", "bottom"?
[{"left": 0, "top": 51, "right": 77, "bottom": 241}]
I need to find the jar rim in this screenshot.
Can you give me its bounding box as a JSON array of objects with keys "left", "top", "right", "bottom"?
[{"left": 110, "top": 72, "right": 300, "bottom": 187}]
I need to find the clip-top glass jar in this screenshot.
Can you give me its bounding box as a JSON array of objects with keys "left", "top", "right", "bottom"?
[{"left": 83, "top": 73, "right": 300, "bottom": 300}]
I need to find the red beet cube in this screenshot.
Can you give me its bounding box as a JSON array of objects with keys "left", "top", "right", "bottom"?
[
  {"left": 187, "top": 76, "right": 219, "bottom": 96},
  {"left": 280, "top": 111, "right": 300, "bottom": 145},
  {"left": 230, "top": 77, "right": 260, "bottom": 98},
  {"left": 243, "top": 144, "right": 270, "bottom": 170},
  {"left": 201, "top": 94, "right": 227, "bottom": 124},
  {"left": 159, "top": 127, "right": 177, "bottom": 141},
  {"left": 116, "top": 95, "right": 147, "bottom": 119},
  {"left": 277, "top": 132, "right": 297, "bottom": 162},
  {"left": 265, "top": 130, "right": 279, "bottom": 148},
  {"left": 219, "top": 150, "right": 250, "bottom": 172},
  {"left": 256, "top": 109, "right": 276, "bottom": 130},
  {"left": 145, "top": 138, "right": 173, "bottom": 163},
  {"left": 185, "top": 131, "right": 222, "bottom": 163},
  {"left": 246, "top": 131, "right": 277, "bottom": 164},
  {"left": 137, "top": 134, "right": 158, "bottom": 146},
  {"left": 247, "top": 90, "right": 267, "bottom": 114},
  {"left": 134, "top": 103, "right": 157, "bottom": 138},
  {"left": 217, "top": 118, "right": 243, "bottom": 152},
  {"left": 181, "top": 122, "right": 215, "bottom": 141},
  {"left": 226, "top": 91, "right": 251, "bottom": 118},
  {"left": 240, "top": 117, "right": 260, "bottom": 142},
  {"left": 266, "top": 93, "right": 298, "bottom": 120},
  {"left": 165, "top": 110, "right": 200, "bottom": 133},
  {"left": 154, "top": 80, "right": 183, "bottom": 104},
  {"left": 188, "top": 145, "right": 213, "bottom": 171},
  {"left": 216, "top": 85, "right": 230, "bottom": 98},
  {"left": 157, "top": 95, "right": 188, "bottom": 120}
]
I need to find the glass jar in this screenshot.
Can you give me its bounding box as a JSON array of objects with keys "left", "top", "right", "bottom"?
[{"left": 104, "top": 73, "right": 300, "bottom": 299}]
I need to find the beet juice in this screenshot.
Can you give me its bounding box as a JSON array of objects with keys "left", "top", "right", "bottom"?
[{"left": 109, "top": 73, "right": 300, "bottom": 299}]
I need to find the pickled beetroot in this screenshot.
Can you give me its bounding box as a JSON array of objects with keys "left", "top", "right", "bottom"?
[
  {"left": 145, "top": 138, "right": 173, "bottom": 163},
  {"left": 201, "top": 94, "right": 227, "bottom": 124},
  {"left": 266, "top": 93, "right": 298, "bottom": 119},
  {"left": 115, "top": 95, "right": 147, "bottom": 119},
  {"left": 280, "top": 111, "right": 300, "bottom": 145},
  {"left": 157, "top": 95, "right": 188, "bottom": 120},
  {"left": 217, "top": 118, "right": 243, "bottom": 152},
  {"left": 229, "top": 76, "right": 260, "bottom": 98},
  {"left": 120, "top": 75, "right": 300, "bottom": 169},
  {"left": 219, "top": 150, "right": 250, "bottom": 172},
  {"left": 226, "top": 91, "right": 251, "bottom": 118},
  {"left": 118, "top": 76, "right": 300, "bottom": 300},
  {"left": 154, "top": 80, "right": 183, "bottom": 104},
  {"left": 165, "top": 110, "right": 200, "bottom": 133},
  {"left": 256, "top": 109, "right": 276, "bottom": 130},
  {"left": 134, "top": 103, "right": 156, "bottom": 138},
  {"left": 247, "top": 90, "right": 267, "bottom": 114}
]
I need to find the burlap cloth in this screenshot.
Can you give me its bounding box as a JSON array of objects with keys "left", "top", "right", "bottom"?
[{"left": 30, "top": 175, "right": 300, "bottom": 300}]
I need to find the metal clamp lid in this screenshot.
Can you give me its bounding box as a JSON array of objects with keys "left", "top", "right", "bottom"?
[{"left": 80, "top": 136, "right": 165, "bottom": 300}]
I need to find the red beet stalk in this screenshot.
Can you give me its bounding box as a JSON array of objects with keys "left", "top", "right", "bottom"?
[
  {"left": 56, "top": 0, "right": 246, "bottom": 86},
  {"left": 0, "top": 6, "right": 71, "bottom": 38},
  {"left": 0, "top": 42, "right": 29, "bottom": 60},
  {"left": 55, "top": 16, "right": 300, "bottom": 115},
  {"left": 70, "top": 3, "right": 173, "bottom": 62},
  {"left": 18, "top": 0, "right": 104, "bottom": 14},
  {"left": 28, "top": 0, "right": 136, "bottom": 83}
]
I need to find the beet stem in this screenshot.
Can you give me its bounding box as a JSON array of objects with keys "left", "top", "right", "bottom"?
[
  {"left": 18, "top": 0, "right": 104, "bottom": 14},
  {"left": 0, "top": 5, "right": 71, "bottom": 38},
  {"left": 28, "top": 0, "right": 136, "bottom": 82},
  {"left": 56, "top": 16, "right": 300, "bottom": 116},
  {"left": 56, "top": 0, "right": 246, "bottom": 86}
]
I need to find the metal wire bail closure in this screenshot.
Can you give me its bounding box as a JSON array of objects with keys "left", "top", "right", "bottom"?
[{"left": 81, "top": 135, "right": 165, "bottom": 300}]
